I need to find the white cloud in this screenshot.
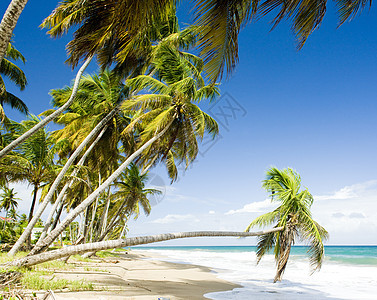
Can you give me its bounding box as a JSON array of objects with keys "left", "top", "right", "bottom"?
[
  {"left": 311, "top": 180, "right": 377, "bottom": 244},
  {"left": 315, "top": 186, "right": 357, "bottom": 201},
  {"left": 150, "top": 214, "right": 199, "bottom": 224},
  {"left": 315, "top": 180, "right": 377, "bottom": 201},
  {"left": 209, "top": 210, "right": 215, "bottom": 215},
  {"left": 225, "top": 199, "right": 277, "bottom": 215},
  {"left": 349, "top": 212, "right": 365, "bottom": 219}
]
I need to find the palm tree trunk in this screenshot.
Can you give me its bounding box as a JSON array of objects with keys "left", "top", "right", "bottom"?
[
  {"left": 83, "top": 206, "right": 90, "bottom": 242},
  {"left": 37, "top": 191, "right": 61, "bottom": 242},
  {"left": 98, "top": 188, "right": 111, "bottom": 239},
  {"left": 88, "top": 189, "right": 100, "bottom": 243},
  {"left": 35, "top": 125, "right": 109, "bottom": 245},
  {"left": 0, "top": 0, "right": 28, "bottom": 62},
  {"left": 51, "top": 201, "right": 64, "bottom": 231},
  {"left": 28, "top": 185, "right": 39, "bottom": 223},
  {"left": 119, "top": 222, "right": 128, "bottom": 239},
  {"left": 0, "top": 55, "right": 92, "bottom": 159},
  {"left": 78, "top": 211, "right": 85, "bottom": 238},
  {"left": 9, "top": 109, "right": 114, "bottom": 256},
  {"left": 273, "top": 224, "right": 295, "bottom": 283},
  {"left": 26, "top": 184, "right": 39, "bottom": 249},
  {"left": 5, "top": 227, "right": 283, "bottom": 268},
  {"left": 29, "top": 120, "right": 174, "bottom": 256}
]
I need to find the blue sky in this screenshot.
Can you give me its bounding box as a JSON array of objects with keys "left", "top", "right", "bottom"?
[{"left": 2, "top": 1, "right": 377, "bottom": 245}]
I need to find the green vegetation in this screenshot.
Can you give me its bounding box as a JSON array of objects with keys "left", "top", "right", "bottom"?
[
  {"left": 0, "top": 251, "right": 93, "bottom": 292},
  {"left": 21, "top": 271, "right": 93, "bottom": 291},
  {"left": 95, "top": 251, "right": 118, "bottom": 258},
  {"left": 247, "top": 167, "right": 328, "bottom": 282}
]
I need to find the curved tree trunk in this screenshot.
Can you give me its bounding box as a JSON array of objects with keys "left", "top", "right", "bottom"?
[
  {"left": 0, "top": 0, "right": 28, "bottom": 62},
  {"left": 9, "top": 108, "right": 114, "bottom": 256},
  {"left": 29, "top": 120, "right": 174, "bottom": 256},
  {"left": 36, "top": 125, "right": 109, "bottom": 245},
  {"left": 38, "top": 191, "right": 61, "bottom": 242},
  {"left": 5, "top": 227, "right": 283, "bottom": 268},
  {"left": 0, "top": 56, "right": 92, "bottom": 159},
  {"left": 273, "top": 222, "right": 296, "bottom": 282}
]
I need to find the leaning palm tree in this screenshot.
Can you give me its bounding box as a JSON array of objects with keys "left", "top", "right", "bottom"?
[
  {"left": 28, "top": 36, "right": 219, "bottom": 256},
  {"left": 246, "top": 167, "right": 328, "bottom": 282},
  {"left": 9, "top": 26, "right": 197, "bottom": 256},
  {"left": 8, "top": 70, "right": 130, "bottom": 256},
  {"left": 5, "top": 227, "right": 283, "bottom": 268}
]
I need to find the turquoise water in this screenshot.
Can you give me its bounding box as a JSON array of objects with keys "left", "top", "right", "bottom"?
[{"left": 132, "top": 245, "right": 377, "bottom": 266}]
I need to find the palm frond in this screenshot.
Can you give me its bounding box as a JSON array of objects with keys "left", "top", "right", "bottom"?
[
  {"left": 246, "top": 209, "right": 280, "bottom": 231},
  {"left": 255, "top": 231, "right": 277, "bottom": 263},
  {"left": 127, "top": 75, "right": 169, "bottom": 94},
  {"left": 0, "top": 58, "right": 27, "bottom": 90},
  {"left": 258, "top": 0, "right": 326, "bottom": 49},
  {"left": 336, "top": 0, "right": 372, "bottom": 26},
  {"left": 194, "top": 0, "right": 253, "bottom": 82},
  {"left": 298, "top": 208, "right": 328, "bottom": 272},
  {"left": 5, "top": 43, "right": 26, "bottom": 63},
  {"left": 0, "top": 92, "right": 28, "bottom": 116}
]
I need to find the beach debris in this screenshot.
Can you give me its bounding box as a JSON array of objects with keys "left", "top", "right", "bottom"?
[
  {"left": 0, "top": 289, "right": 33, "bottom": 300},
  {"left": 0, "top": 270, "right": 22, "bottom": 287}
]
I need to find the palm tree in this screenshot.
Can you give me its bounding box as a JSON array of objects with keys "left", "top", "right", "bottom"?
[
  {"left": 0, "top": 42, "right": 28, "bottom": 121},
  {"left": 6, "top": 117, "right": 58, "bottom": 222},
  {"left": 102, "top": 164, "right": 161, "bottom": 237},
  {"left": 0, "top": 116, "right": 60, "bottom": 247},
  {"left": 9, "top": 70, "right": 130, "bottom": 256},
  {"left": 0, "top": 186, "right": 20, "bottom": 229},
  {"left": 28, "top": 35, "right": 219, "bottom": 256},
  {"left": 246, "top": 167, "right": 328, "bottom": 282},
  {"left": 0, "top": 0, "right": 28, "bottom": 62}
]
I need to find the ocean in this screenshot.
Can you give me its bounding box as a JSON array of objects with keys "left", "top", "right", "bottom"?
[{"left": 132, "top": 246, "right": 377, "bottom": 299}]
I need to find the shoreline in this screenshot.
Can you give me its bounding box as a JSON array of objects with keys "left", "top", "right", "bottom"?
[{"left": 49, "top": 250, "right": 241, "bottom": 299}]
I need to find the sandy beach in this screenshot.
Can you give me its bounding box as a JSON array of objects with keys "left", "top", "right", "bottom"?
[{"left": 47, "top": 251, "right": 240, "bottom": 300}]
